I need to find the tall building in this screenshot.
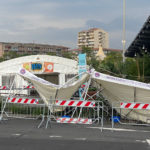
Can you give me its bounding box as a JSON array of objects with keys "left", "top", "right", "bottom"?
[
  {"left": 78, "top": 28, "right": 109, "bottom": 49},
  {"left": 0, "top": 42, "right": 69, "bottom": 57}
]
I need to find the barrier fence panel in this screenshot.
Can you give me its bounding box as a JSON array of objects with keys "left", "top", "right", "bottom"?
[
  {"left": 0, "top": 73, "right": 104, "bottom": 130},
  {"left": 0, "top": 96, "right": 104, "bottom": 130},
  {"left": 0, "top": 73, "right": 43, "bottom": 122},
  {"left": 43, "top": 99, "right": 104, "bottom": 130},
  {"left": 1, "top": 96, "right": 46, "bottom": 121},
  {"left": 111, "top": 101, "right": 150, "bottom": 131}
]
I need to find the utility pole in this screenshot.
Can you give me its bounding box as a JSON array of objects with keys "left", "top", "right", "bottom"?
[{"left": 122, "top": 0, "right": 126, "bottom": 63}]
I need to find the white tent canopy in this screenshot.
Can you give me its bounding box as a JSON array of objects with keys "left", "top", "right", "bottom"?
[
  {"left": 91, "top": 70, "right": 150, "bottom": 123},
  {"left": 18, "top": 68, "right": 150, "bottom": 123},
  {"left": 18, "top": 68, "right": 89, "bottom": 106}
]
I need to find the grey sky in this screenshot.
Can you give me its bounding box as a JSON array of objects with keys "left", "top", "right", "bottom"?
[{"left": 0, "top": 0, "right": 149, "bottom": 49}]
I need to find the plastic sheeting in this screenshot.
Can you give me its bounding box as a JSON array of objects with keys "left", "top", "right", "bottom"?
[{"left": 92, "top": 70, "right": 150, "bottom": 123}]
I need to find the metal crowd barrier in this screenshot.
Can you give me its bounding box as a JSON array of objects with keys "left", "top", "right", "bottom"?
[
  {"left": 0, "top": 96, "right": 46, "bottom": 121},
  {"left": 0, "top": 96, "right": 104, "bottom": 130},
  {"left": 111, "top": 101, "right": 150, "bottom": 131},
  {"left": 42, "top": 99, "right": 104, "bottom": 131}
]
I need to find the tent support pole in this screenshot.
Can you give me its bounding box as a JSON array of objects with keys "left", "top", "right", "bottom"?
[{"left": 134, "top": 87, "right": 136, "bottom": 102}]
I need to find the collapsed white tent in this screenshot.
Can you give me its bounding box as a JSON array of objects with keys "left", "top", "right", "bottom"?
[
  {"left": 18, "top": 68, "right": 150, "bottom": 123},
  {"left": 92, "top": 70, "right": 150, "bottom": 123},
  {"left": 18, "top": 68, "right": 89, "bottom": 106}
]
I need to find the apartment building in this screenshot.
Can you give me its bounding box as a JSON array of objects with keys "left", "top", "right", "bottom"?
[
  {"left": 78, "top": 28, "right": 109, "bottom": 49},
  {"left": 0, "top": 42, "right": 69, "bottom": 57}
]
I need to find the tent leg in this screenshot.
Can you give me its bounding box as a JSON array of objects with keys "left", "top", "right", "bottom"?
[
  {"left": 45, "top": 107, "right": 52, "bottom": 129},
  {"left": 38, "top": 105, "right": 46, "bottom": 128}
]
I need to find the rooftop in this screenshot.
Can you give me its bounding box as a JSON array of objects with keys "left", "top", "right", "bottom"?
[
  {"left": 0, "top": 42, "right": 69, "bottom": 49},
  {"left": 79, "top": 28, "right": 101, "bottom": 33},
  {"left": 125, "top": 16, "right": 150, "bottom": 57}
]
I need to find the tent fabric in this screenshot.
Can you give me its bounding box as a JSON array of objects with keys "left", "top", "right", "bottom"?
[
  {"left": 92, "top": 71, "right": 150, "bottom": 123},
  {"left": 18, "top": 67, "right": 150, "bottom": 123},
  {"left": 18, "top": 68, "right": 89, "bottom": 106}
]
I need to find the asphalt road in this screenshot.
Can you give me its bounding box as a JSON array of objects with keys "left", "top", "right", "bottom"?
[{"left": 0, "top": 119, "right": 150, "bottom": 150}]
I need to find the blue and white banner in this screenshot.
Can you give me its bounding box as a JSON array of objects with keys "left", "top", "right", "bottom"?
[
  {"left": 78, "top": 54, "right": 87, "bottom": 99},
  {"left": 78, "top": 53, "right": 87, "bottom": 74}
]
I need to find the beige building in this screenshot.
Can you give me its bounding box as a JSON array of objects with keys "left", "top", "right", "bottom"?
[
  {"left": 0, "top": 42, "right": 69, "bottom": 57},
  {"left": 78, "top": 28, "right": 109, "bottom": 49}
]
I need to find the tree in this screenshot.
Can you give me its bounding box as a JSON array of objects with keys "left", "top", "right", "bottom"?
[
  {"left": 81, "top": 46, "right": 93, "bottom": 58},
  {"left": 124, "top": 58, "right": 137, "bottom": 80},
  {"left": 3, "top": 51, "right": 20, "bottom": 60},
  {"left": 61, "top": 51, "right": 76, "bottom": 59},
  {"left": 81, "top": 46, "right": 100, "bottom": 70},
  {"left": 99, "top": 52, "right": 123, "bottom": 76},
  {"left": 135, "top": 52, "right": 150, "bottom": 82},
  {"left": 47, "top": 52, "right": 57, "bottom": 56}
]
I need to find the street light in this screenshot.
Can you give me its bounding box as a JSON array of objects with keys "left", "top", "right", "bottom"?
[{"left": 122, "top": 0, "right": 126, "bottom": 63}]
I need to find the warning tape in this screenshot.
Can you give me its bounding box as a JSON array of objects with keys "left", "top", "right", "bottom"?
[
  {"left": 55, "top": 100, "right": 95, "bottom": 108},
  {"left": 0, "top": 85, "right": 35, "bottom": 90},
  {"left": 0, "top": 86, "right": 8, "bottom": 90},
  {"left": 120, "top": 102, "right": 150, "bottom": 110},
  {"left": 56, "top": 117, "right": 92, "bottom": 124},
  {"left": 23, "top": 85, "right": 35, "bottom": 89},
  {"left": 7, "top": 97, "right": 39, "bottom": 105}
]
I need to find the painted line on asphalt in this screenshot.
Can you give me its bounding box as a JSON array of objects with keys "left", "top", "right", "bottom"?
[
  {"left": 87, "top": 127, "right": 150, "bottom": 132},
  {"left": 12, "top": 133, "right": 21, "bottom": 136},
  {"left": 74, "top": 138, "right": 87, "bottom": 141},
  {"left": 88, "top": 127, "right": 136, "bottom": 132},
  {"left": 136, "top": 140, "right": 146, "bottom": 143},
  {"left": 146, "top": 139, "right": 150, "bottom": 145},
  {"left": 49, "top": 135, "right": 62, "bottom": 138}
]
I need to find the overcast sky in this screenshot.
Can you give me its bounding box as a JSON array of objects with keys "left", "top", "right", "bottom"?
[{"left": 0, "top": 0, "right": 149, "bottom": 49}]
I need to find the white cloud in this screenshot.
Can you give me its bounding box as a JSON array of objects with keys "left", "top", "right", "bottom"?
[
  {"left": 109, "top": 30, "right": 137, "bottom": 49},
  {"left": 20, "top": 15, "right": 86, "bottom": 30},
  {"left": 0, "top": 0, "right": 149, "bottom": 49}
]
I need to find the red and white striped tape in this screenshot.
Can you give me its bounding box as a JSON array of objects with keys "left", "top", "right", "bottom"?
[
  {"left": 55, "top": 100, "right": 95, "bottom": 108},
  {"left": 56, "top": 118, "right": 92, "bottom": 124},
  {"left": 120, "top": 102, "right": 150, "bottom": 110},
  {"left": 81, "top": 84, "right": 86, "bottom": 88},
  {"left": 7, "top": 97, "right": 39, "bottom": 105},
  {"left": 0, "top": 85, "right": 34, "bottom": 90},
  {"left": 23, "top": 85, "right": 35, "bottom": 89},
  {"left": 0, "top": 86, "right": 8, "bottom": 90}
]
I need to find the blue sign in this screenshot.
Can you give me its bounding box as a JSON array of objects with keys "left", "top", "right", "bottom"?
[
  {"left": 78, "top": 54, "right": 86, "bottom": 74},
  {"left": 31, "top": 63, "right": 42, "bottom": 70},
  {"left": 78, "top": 53, "right": 87, "bottom": 100}
]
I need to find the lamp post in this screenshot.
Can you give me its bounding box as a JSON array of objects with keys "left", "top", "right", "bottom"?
[{"left": 122, "top": 0, "right": 126, "bottom": 63}]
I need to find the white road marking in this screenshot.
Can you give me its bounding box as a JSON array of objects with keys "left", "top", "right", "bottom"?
[
  {"left": 88, "top": 127, "right": 150, "bottom": 132},
  {"left": 49, "top": 135, "right": 62, "bottom": 138},
  {"left": 74, "top": 138, "right": 86, "bottom": 141},
  {"left": 88, "top": 127, "right": 136, "bottom": 132},
  {"left": 136, "top": 140, "right": 146, "bottom": 143},
  {"left": 12, "top": 133, "right": 21, "bottom": 136},
  {"left": 146, "top": 139, "right": 150, "bottom": 145}
]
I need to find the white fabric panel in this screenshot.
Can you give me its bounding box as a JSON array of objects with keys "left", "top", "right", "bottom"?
[
  {"left": 18, "top": 68, "right": 89, "bottom": 106},
  {"left": 18, "top": 70, "right": 57, "bottom": 105},
  {"left": 57, "top": 73, "right": 89, "bottom": 100},
  {"left": 92, "top": 71, "right": 150, "bottom": 90},
  {"left": 92, "top": 71, "right": 150, "bottom": 123}
]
